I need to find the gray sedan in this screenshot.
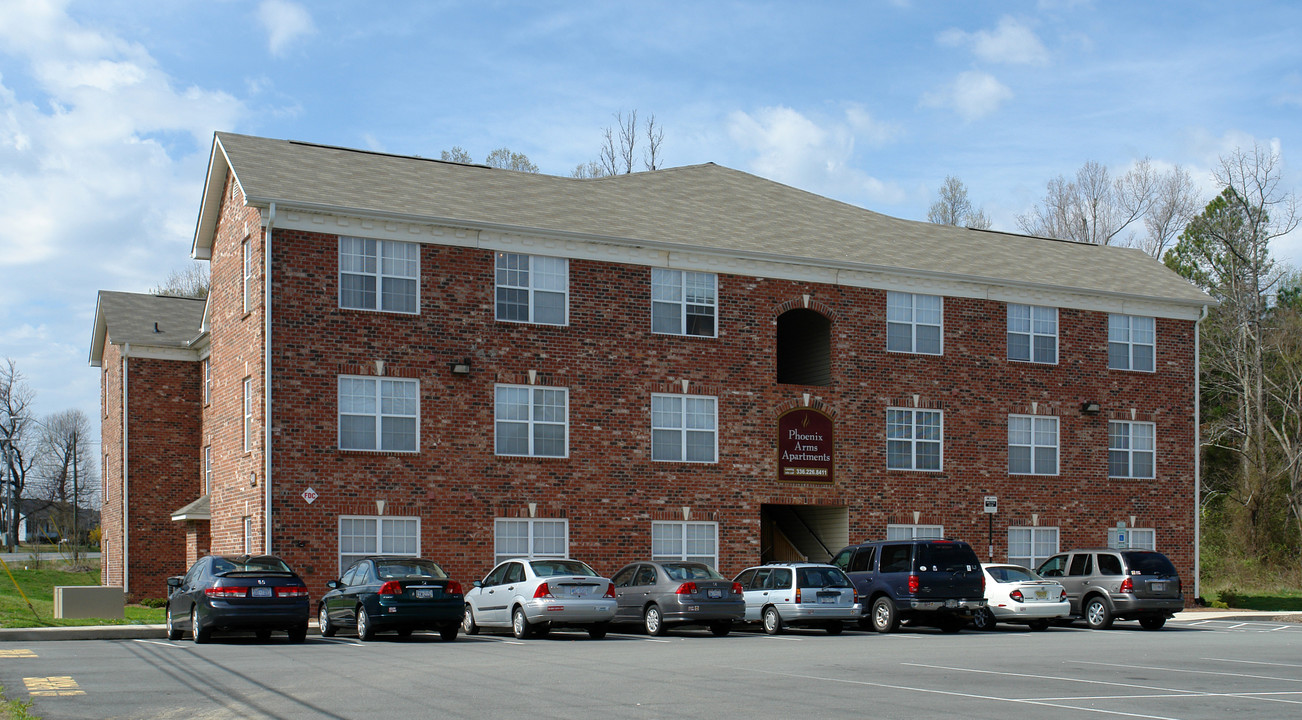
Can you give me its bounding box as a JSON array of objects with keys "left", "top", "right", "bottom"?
[{"left": 610, "top": 561, "right": 745, "bottom": 636}]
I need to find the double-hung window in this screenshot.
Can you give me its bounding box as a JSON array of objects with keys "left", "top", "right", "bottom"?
[
  {"left": 1007, "top": 304, "right": 1057, "bottom": 363},
  {"left": 651, "top": 521, "right": 718, "bottom": 566},
  {"left": 242, "top": 240, "right": 252, "bottom": 313},
  {"left": 651, "top": 394, "right": 717, "bottom": 463},
  {"left": 886, "top": 408, "right": 943, "bottom": 471},
  {"left": 886, "top": 524, "right": 943, "bottom": 540},
  {"left": 1108, "top": 314, "right": 1155, "bottom": 372},
  {"left": 203, "top": 446, "right": 212, "bottom": 495},
  {"left": 1108, "top": 421, "right": 1155, "bottom": 478},
  {"left": 1008, "top": 526, "right": 1059, "bottom": 569},
  {"left": 203, "top": 358, "right": 211, "bottom": 404},
  {"left": 495, "top": 385, "right": 568, "bottom": 457},
  {"left": 494, "top": 518, "right": 568, "bottom": 564},
  {"left": 1008, "top": 415, "right": 1059, "bottom": 475},
  {"left": 338, "top": 376, "right": 419, "bottom": 452},
  {"left": 339, "top": 237, "right": 419, "bottom": 313},
  {"left": 886, "top": 292, "right": 942, "bottom": 354},
  {"left": 339, "top": 516, "right": 420, "bottom": 573},
  {"left": 495, "top": 253, "right": 567, "bottom": 325},
  {"left": 242, "top": 378, "right": 253, "bottom": 452},
  {"left": 651, "top": 269, "right": 717, "bottom": 337}
]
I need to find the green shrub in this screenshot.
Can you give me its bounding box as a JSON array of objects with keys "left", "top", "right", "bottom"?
[
  {"left": 138, "top": 597, "right": 167, "bottom": 608},
  {"left": 1217, "top": 588, "right": 1239, "bottom": 608}
]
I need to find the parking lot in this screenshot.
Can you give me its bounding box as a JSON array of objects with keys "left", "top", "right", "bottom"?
[{"left": 3, "top": 617, "right": 1301, "bottom": 719}]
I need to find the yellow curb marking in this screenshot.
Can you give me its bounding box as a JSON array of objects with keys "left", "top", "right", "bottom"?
[
  {"left": 23, "top": 676, "right": 84, "bottom": 696},
  {"left": 0, "top": 649, "right": 37, "bottom": 658}
]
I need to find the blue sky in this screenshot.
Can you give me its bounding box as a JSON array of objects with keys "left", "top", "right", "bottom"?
[{"left": 0, "top": 0, "right": 1299, "bottom": 449}]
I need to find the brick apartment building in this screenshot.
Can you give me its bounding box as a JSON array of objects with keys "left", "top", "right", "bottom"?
[{"left": 91, "top": 132, "right": 1212, "bottom": 602}]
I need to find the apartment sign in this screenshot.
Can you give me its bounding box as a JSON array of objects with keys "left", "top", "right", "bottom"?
[{"left": 777, "top": 407, "right": 834, "bottom": 483}]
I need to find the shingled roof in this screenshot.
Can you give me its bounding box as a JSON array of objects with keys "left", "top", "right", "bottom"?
[
  {"left": 194, "top": 132, "right": 1211, "bottom": 308},
  {"left": 89, "top": 291, "right": 206, "bottom": 366}
]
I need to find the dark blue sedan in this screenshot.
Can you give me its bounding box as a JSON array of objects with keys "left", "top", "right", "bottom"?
[
  {"left": 319, "top": 556, "right": 464, "bottom": 641},
  {"left": 165, "top": 555, "right": 311, "bottom": 643}
]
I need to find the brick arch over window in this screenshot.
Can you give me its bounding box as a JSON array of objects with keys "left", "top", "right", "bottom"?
[
  {"left": 773, "top": 296, "right": 839, "bottom": 322},
  {"left": 776, "top": 308, "right": 832, "bottom": 386}
]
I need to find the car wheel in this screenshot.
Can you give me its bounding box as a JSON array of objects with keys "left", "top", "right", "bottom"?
[
  {"left": 512, "top": 607, "right": 532, "bottom": 639},
  {"left": 644, "top": 605, "right": 667, "bottom": 636},
  {"left": 462, "top": 604, "right": 479, "bottom": 635},
  {"left": 191, "top": 609, "right": 210, "bottom": 644},
  {"left": 1027, "top": 620, "right": 1050, "bottom": 631},
  {"left": 826, "top": 622, "right": 844, "bottom": 635},
  {"left": 871, "top": 597, "right": 900, "bottom": 633},
  {"left": 587, "top": 623, "right": 608, "bottom": 639},
  {"left": 356, "top": 607, "right": 375, "bottom": 641},
  {"left": 255, "top": 629, "right": 272, "bottom": 641},
  {"left": 971, "top": 607, "right": 996, "bottom": 631},
  {"left": 287, "top": 625, "right": 307, "bottom": 643},
  {"left": 165, "top": 603, "right": 183, "bottom": 641},
  {"left": 762, "top": 606, "right": 783, "bottom": 635},
  {"left": 1084, "top": 596, "right": 1114, "bottom": 630},
  {"left": 1139, "top": 615, "right": 1167, "bottom": 630},
  {"left": 318, "top": 605, "right": 337, "bottom": 637},
  {"left": 709, "top": 620, "right": 731, "bottom": 637},
  {"left": 440, "top": 625, "right": 459, "bottom": 642}
]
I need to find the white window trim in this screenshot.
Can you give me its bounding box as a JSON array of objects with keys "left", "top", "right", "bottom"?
[
  {"left": 337, "top": 375, "right": 421, "bottom": 453},
  {"left": 494, "top": 384, "right": 569, "bottom": 458},
  {"left": 243, "top": 516, "right": 252, "bottom": 554},
  {"left": 1107, "top": 527, "right": 1157, "bottom": 550},
  {"left": 338, "top": 515, "right": 422, "bottom": 575},
  {"left": 1008, "top": 415, "right": 1060, "bottom": 476},
  {"left": 242, "top": 240, "right": 251, "bottom": 314},
  {"left": 1108, "top": 420, "right": 1157, "bottom": 479},
  {"left": 650, "top": 268, "right": 718, "bottom": 338},
  {"left": 242, "top": 378, "right": 253, "bottom": 453},
  {"left": 886, "top": 291, "right": 943, "bottom": 355},
  {"left": 494, "top": 253, "right": 569, "bottom": 326},
  {"left": 203, "top": 358, "right": 211, "bottom": 405},
  {"left": 651, "top": 521, "right": 719, "bottom": 566},
  {"left": 1007, "top": 526, "right": 1059, "bottom": 569},
  {"left": 1007, "top": 304, "right": 1059, "bottom": 365},
  {"left": 650, "top": 393, "right": 718, "bottom": 464},
  {"left": 493, "top": 518, "right": 569, "bottom": 565},
  {"left": 337, "top": 236, "right": 421, "bottom": 315},
  {"left": 1108, "top": 314, "right": 1156, "bottom": 373},
  {"left": 886, "top": 407, "right": 944, "bottom": 472},
  {"left": 203, "top": 446, "right": 212, "bottom": 495},
  {"left": 886, "top": 524, "right": 944, "bottom": 540}
]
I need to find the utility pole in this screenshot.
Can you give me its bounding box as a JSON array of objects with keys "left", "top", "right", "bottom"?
[{"left": 71, "top": 428, "right": 79, "bottom": 565}]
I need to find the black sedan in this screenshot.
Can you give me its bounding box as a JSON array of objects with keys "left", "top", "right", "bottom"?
[
  {"left": 165, "top": 555, "right": 311, "bottom": 643},
  {"left": 319, "top": 556, "right": 464, "bottom": 641}
]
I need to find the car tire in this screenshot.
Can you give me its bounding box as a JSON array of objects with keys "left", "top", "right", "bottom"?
[
  {"left": 644, "top": 605, "right": 667, "bottom": 636},
  {"left": 287, "top": 625, "right": 307, "bottom": 643},
  {"left": 356, "top": 607, "right": 375, "bottom": 641},
  {"left": 440, "top": 625, "right": 459, "bottom": 642},
  {"left": 762, "top": 606, "right": 783, "bottom": 635},
  {"left": 318, "top": 605, "right": 337, "bottom": 637},
  {"left": 971, "top": 607, "right": 996, "bottom": 631},
  {"left": 512, "top": 607, "right": 532, "bottom": 639},
  {"left": 587, "top": 623, "right": 608, "bottom": 639},
  {"left": 165, "top": 604, "right": 183, "bottom": 641},
  {"left": 826, "top": 622, "right": 844, "bottom": 635},
  {"left": 191, "top": 609, "right": 210, "bottom": 644},
  {"left": 1084, "top": 596, "right": 1114, "bottom": 630},
  {"left": 462, "top": 604, "right": 479, "bottom": 635},
  {"left": 871, "top": 597, "right": 900, "bottom": 633},
  {"left": 709, "top": 620, "right": 731, "bottom": 637},
  {"left": 1027, "top": 620, "right": 1050, "bottom": 631},
  {"left": 1139, "top": 615, "right": 1167, "bottom": 630}
]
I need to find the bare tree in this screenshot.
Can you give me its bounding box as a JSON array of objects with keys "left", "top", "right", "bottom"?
[
  {"left": 571, "top": 161, "right": 607, "bottom": 179},
  {"left": 926, "top": 176, "right": 992, "bottom": 229},
  {"left": 32, "top": 409, "right": 97, "bottom": 562},
  {"left": 1017, "top": 158, "right": 1165, "bottom": 246},
  {"left": 440, "top": 146, "right": 473, "bottom": 164},
  {"left": 1140, "top": 165, "right": 1200, "bottom": 259},
  {"left": 0, "top": 358, "right": 36, "bottom": 551},
  {"left": 150, "top": 262, "right": 209, "bottom": 299},
  {"left": 484, "top": 148, "right": 539, "bottom": 173},
  {"left": 644, "top": 113, "right": 664, "bottom": 171},
  {"left": 594, "top": 110, "right": 663, "bottom": 175}
]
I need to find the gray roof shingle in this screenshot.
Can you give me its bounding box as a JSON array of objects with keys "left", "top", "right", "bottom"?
[{"left": 95, "top": 291, "right": 206, "bottom": 348}]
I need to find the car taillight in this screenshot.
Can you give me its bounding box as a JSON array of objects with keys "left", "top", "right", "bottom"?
[
  {"left": 604, "top": 583, "right": 616, "bottom": 598},
  {"left": 795, "top": 588, "right": 802, "bottom": 603},
  {"left": 1010, "top": 589, "right": 1024, "bottom": 603},
  {"left": 204, "top": 586, "right": 245, "bottom": 599},
  {"left": 446, "top": 580, "right": 463, "bottom": 595},
  {"left": 675, "top": 582, "right": 698, "bottom": 595},
  {"left": 981, "top": 573, "right": 986, "bottom": 592},
  {"left": 1119, "top": 577, "right": 1134, "bottom": 594},
  {"left": 275, "top": 587, "right": 308, "bottom": 598},
  {"left": 731, "top": 582, "right": 744, "bottom": 595},
  {"left": 907, "top": 574, "right": 919, "bottom": 594},
  {"left": 378, "top": 581, "right": 403, "bottom": 596},
  {"left": 533, "top": 582, "right": 552, "bottom": 599},
  {"left": 1059, "top": 588, "right": 1067, "bottom": 601}
]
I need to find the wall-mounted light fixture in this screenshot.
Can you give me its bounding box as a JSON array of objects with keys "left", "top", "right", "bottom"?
[
  {"left": 1080, "top": 401, "right": 1101, "bottom": 416},
  {"left": 449, "top": 358, "right": 472, "bottom": 375}
]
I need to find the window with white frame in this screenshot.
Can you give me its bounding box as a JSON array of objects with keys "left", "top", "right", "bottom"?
[
  {"left": 651, "top": 394, "right": 717, "bottom": 463},
  {"left": 1108, "top": 314, "right": 1155, "bottom": 372},
  {"left": 243, "top": 516, "right": 252, "bottom": 554},
  {"left": 1007, "top": 304, "right": 1057, "bottom": 364},
  {"left": 495, "top": 385, "right": 567, "bottom": 457},
  {"left": 203, "top": 446, "right": 211, "bottom": 495},
  {"left": 886, "top": 524, "right": 944, "bottom": 540},
  {"left": 339, "top": 237, "right": 419, "bottom": 313},
  {"left": 1107, "top": 527, "right": 1156, "bottom": 550},
  {"left": 495, "top": 253, "right": 567, "bottom": 325},
  {"left": 1109, "top": 420, "right": 1155, "bottom": 478},
  {"left": 1008, "top": 526, "right": 1059, "bottom": 569},
  {"left": 651, "top": 521, "right": 718, "bottom": 566},
  {"left": 886, "top": 408, "right": 943, "bottom": 471},
  {"left": 886, "top": 292, "right": 943, "bottom": 354},
  {"left": 242, "top": 240, "right": 252, "bottom": 314},
  {"left": 338, "top": 376, "right": 419, "bottom": 452},
  {"left": 494, "top": 518, "right": 568, "bottom": 564},
  {"left": 203, "top": 358, "right": 211, "bottom": 404},
  {"left": 1008, "top": 415, "right": 1059, "bottom": 475},
  {"left": 339, "top": 516, "right": 420, "bottom": 573},
  {"left": 242, "top": 378, "right": 253, "bottom": 452},
  {"left": 651, "top": 269, "right": 717, "bottom": 337}
]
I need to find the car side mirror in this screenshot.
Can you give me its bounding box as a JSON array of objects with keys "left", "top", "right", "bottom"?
[
  {"left": 473, "top": 580, "right": 483, "bottom": 588},
  {"left": 326, "top": 580, "right": 340, "bottom": 589},
  {"left": 166, "top": 576, "right": 182, "bottom": 588}
]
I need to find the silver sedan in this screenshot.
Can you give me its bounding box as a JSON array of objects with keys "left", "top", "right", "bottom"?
[
  {"left": 610, "top": 561, "right": 745, "bottom": 636},
  {"left": 462, "top": 558, "right": 616, "bottom": 639}
]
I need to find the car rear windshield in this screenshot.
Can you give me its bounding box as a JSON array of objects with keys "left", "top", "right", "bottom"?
[
  {"left": 530, "top": 560, "right": 598, "bottom": 577},
  {"left": 916, "top": 543, "right": 979, "bottom": 572},
  {"left": 213, "top": 557, "right": 293, "bottom": 575},
  {"left": 661, "top": 563, "right": 724, "bottom": 581},
  {"left": 376, "top": 559, "right": 448, "bottom": 580},
  {"left": 797, "top": 566, "right": 852, "bottom": 588},
  {"left": 1122, "top": 552, "right": 1178, "bottom": 576},
  {"left": 986, "top": 566, "right": 1036, "bottom": 583}
]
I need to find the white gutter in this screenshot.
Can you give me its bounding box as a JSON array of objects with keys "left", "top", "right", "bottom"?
[
  {"left": 121, "top": 343, "right": 130, "bottom": 594},
  {"left": 264, "top": 202, "right": 275, "bottom": 554},
  {"left": 1194, "top": 304, "right": 1208, "bottom": 601}
]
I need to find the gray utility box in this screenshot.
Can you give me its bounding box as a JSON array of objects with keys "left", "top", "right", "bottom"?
[{"left": 54, "top": 586, "right": 125, "bottom": 619}]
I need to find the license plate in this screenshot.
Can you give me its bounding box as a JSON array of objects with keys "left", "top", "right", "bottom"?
[
  {"left": 251, "top": 587, "right": 272, "bottom": 598},
  {"left": 819, "top": 595, "right": 837, "bottom": 604},
  {"left": 570, "top": 587, "right": 585, "bottom": 597},
  {"left": 1034, "top": 589, "right": 1047, "bottom": 599},
  {"left": 707, "top": 589, "right": 723, "bottom": 599},
  {"left": 944, "top": 599, "right": 958, "bottom": 608},
  {"left": 415, "top": 589, "right": 433, "bottom": 599},
  {"left": 1151, "top": 582, "right": 1165, "bottom": 592}
]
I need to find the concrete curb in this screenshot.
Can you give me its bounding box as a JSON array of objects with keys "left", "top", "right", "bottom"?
[{"left": 0, "top": 624, "right": 166, "bottom": 642}]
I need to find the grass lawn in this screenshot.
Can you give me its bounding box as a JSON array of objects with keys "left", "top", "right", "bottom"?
[{"left": 0, "top": 561, "right": 164, "bottom": 628}]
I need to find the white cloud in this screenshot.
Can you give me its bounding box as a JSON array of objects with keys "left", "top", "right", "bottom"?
[
  {"left": 258, "top": 0, "right": 317, "bottom": 57},
  {"left": 921, "top": 71, "right": 1014, "bottom": 121},
  {"left": 938, "top": 16, "right": 1049, "bottom": 66}
]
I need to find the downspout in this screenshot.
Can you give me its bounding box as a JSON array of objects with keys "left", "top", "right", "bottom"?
[
  {"left": 264, "top": 203, "right": 275, "bottom": 555},
  {"left": 1194, "top": 304, "right": 1208, "bottom": 602},
  {"left": 121, "top": 343, "right": 130, "bottom": 595}
]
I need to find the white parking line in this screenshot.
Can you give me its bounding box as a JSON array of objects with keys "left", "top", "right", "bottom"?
[
  {"left": 132, "top": 639, "right": 181, "bottom": 648},
  {"left": 1075, "top": 660, "right": 1302, "bottom": 684},
  {"left": 315, "top": 637, "right": 361, "bottom": 646},
  {"left": 1205, "top": 657, "right": 1302, "bottom": 669},
  {"left": 642, "top": 638, "right": 673, "bottom": 643},
  {"left": 901, "top": 662, "right": 1195, "bottom": 695},
  {"left": 1227, "top": 622, "right": 1248, "bottom": 629}
]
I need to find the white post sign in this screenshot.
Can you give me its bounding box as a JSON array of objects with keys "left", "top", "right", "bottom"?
[{"left": 983, "top": 496, "right": 998, "bottom": 514}]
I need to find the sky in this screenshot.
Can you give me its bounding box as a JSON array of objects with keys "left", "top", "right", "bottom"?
[{"left": 0, "top": 0, "right": 1299, "bottom": 455}]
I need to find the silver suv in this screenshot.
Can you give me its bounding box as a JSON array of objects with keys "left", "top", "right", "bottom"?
[
  {"left": 733, "top": 563, "right": 862, "bottom": 635},
  {"left": 1036, "top": 549, "right": 1183, "bottom": 630}
]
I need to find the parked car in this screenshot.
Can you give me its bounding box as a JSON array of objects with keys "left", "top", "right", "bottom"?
[
  {"left": 1036, "top": 548, "right": 1183, "bottom": 629},
  {"left": 318, "top": 556, "right": 463, "bottom": 641},
  {"left": 732, "top": 563, "right": 861, "bottom": 635},
  {"left": 831, "top": 539, "right": 985, "bottom": 633},
  {"left": 165, "top": 554, "right": 310, "bottom": 643},
  {"left": 462, "top": 558, "right": 616, "bottom": 639},
  {"left": 610, "top": 561, "right": 745, "bottom": 636},
  {"left": 971, "top": 563, "right": 1069, "bottom": 631}
]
